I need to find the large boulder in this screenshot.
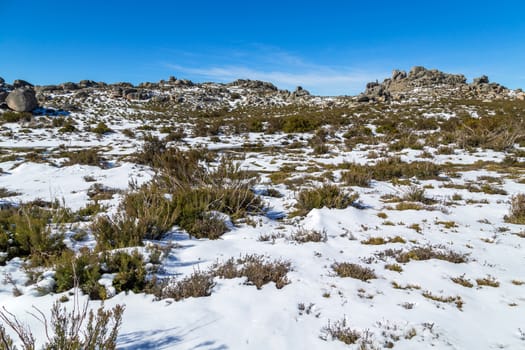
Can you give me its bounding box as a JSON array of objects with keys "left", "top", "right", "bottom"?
[
  {"left": 0, "top": 77, "right": 5, "bottom": 86},
  {"left": 0, "top": 91, "right": 8, "bottom": 104},
  {"left": 12, "top": 79, "right": 33, "bottom": 89},
  {"left": 6, "top": 88, "right": 38, "bottom": 112},
  {"left": 473, "top": 75, "right": 489, "bottom": 85}
]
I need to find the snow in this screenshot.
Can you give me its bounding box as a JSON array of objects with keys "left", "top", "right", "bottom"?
[{"left": 0, "top": 93, "right": 525, "bottom": 349}]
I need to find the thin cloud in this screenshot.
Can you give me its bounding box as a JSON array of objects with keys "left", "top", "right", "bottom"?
[{"left": 165, "top": 63, "right": 386, "bottom": 96}]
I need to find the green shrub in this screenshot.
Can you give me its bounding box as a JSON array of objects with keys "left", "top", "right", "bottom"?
[
  {"left": 0, "top": 204, "right": 66, "bottom": 266},
  {"left": 341, "top": 166, "right": 372, "bottom": 187},
  {"left": 104, "top": 250, "right": 147, "bottom": 294},
  {"left": 282, "top": 115, "right": 320, "bottom": 133},
  {"left": 91, "top": 122, "right": 113, "bottom": 134},
  {"left": 295, "top": 184, "right": 358, "bottom": 216},
  {"left": 62, "top": 149, "right": 103, "bottom": 167},
  {"left": 2, "top": 111, "right": 32, "bottom": 123},
  {"left": 54, "top": 248, "right": 105, "bottom": 300}
]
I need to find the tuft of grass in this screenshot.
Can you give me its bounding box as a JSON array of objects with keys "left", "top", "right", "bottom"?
[
  {"left": 212, "top": 254, "right": 291, "bottom": 289},
  {"left": 332, "top": 262, "right": 376, "bottom": 281},
  {"left": 361, "top": 236, "right": 406, "bottom": 245},
  {"left": 395, "top": 246, "right": 468, "bottom": 264},
  {"left": 295, "top": 184, "right": 359, "bottom": 216},
  {"left": 476, "top": 275, "right": 500, "bottom": 288},
  {"left": 158, "top": 271, "right": 216, "bottom": 301},
  {"left": 320, "top": 318, "right": 362, "bottom": 345},
  {"left": 422, "top": 291, "right": 464, "bottom": 310},
  {"left": 451, "top": 275, "right": 474, "bottom": 288},
  {"left": 385, "top": 264, "right": 403, "bottom": 273},
  {"left": 291, "top": 228, "right": 327, "bottom": 243},
  {"left": 505, "top": 193, "right": 525, "bottom": 224}
]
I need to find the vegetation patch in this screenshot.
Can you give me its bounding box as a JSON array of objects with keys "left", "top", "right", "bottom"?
[{"left": 332, "top": 262, "right": 377, "bottom": 281}]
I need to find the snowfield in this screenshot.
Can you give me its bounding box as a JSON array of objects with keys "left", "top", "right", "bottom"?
[{"left": 0, "top": 86, "right": 524, "bottom": 350}]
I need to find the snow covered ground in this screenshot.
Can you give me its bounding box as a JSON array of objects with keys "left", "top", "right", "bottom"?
[{"left": 0, "top": 94, "right": 524, "bottom": 349}]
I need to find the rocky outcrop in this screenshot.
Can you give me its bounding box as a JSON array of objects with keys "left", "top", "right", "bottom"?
[
  {"left": 359, "top": 66, "right": 512, "bottom": 102},
  {"left": 6, "top": 87, "right": 38, "bottom": 112},
  {"left": 0, "top": 91, "right": 8, "bottom": 104},
  {"left": 12, "top": 79, "right": 33, "bottom": 89},
  {"left": 228, "top": 79, "right": 278, "bottom": 91}
]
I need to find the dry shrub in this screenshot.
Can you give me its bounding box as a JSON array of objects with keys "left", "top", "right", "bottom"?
[
  {"left": 320, "top": 318, "right": 362, "bottom": 345},
  {"left": 0, "top": 299, "right": 124, "bottom": 350},
  {"left": 332, "top": 262, "right": 376, "bottom": 281},
  {"left": 505, "top": 193, "right": 525, "bottom": 224},
  {"left": 212, "top": 254, "right": 291, "bottom": 289},
  {"left": 291, "top": 228, "right": 327, "bottom": 243},
  {"left": 159, "top": 271, "right": 216, "bottom": 301},
  {"left": 395, "top": 246, "right": 468, "bottom": 264}
]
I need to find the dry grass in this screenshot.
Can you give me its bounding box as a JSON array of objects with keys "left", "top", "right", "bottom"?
[
  {"left": 212, "top": 254, "right": 292, "bottom": 289},
  {"left": 505, "top": 193, "right": 525, "bottom": 224},
  {"left": 332, "top": 263, "right": 377, "bottom": 281},
  {"left": 422, "top": 291, "right": 464, "bottom": 310},
  {"left": 476, "top": 276, "right": 500, "bottom": 288},
  {"left": 291, "top": 228, "right": 327, "bottom": 243},
  {"left": 451, "top": 275, "right": 474, "bottom": 288}
]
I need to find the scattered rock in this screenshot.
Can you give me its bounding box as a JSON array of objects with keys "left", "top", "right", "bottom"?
[
  {"left": 473, "top": 75, "right": 489, "bottom": 85},
  {"left": 0, "top": 91, "right": 8, "bottom": 104},
  {"left": 61, "top": 82, "right": 80, "bottom": 91},
  {"left": 6, "top": 87, "right": 38, "bottom": 112},
  {"left": 292, "top": 86, "right": 310, "bottom": 98},
  {"left": 12, "top": 79, "right": 33, "bottom": 89}
]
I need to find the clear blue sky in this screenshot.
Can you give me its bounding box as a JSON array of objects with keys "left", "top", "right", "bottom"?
[{"left": 1, "top": 0, "right": 524, "bottom": 95}]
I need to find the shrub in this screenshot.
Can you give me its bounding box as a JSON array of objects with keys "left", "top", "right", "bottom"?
[
  {"left": 476, "top": 275, "right": 500, "bottom": 288},
  {"left": 342, "top": 157, "right": 442, "bottom": 182},
  {"left": 0, "top": 204, "right": 66, "bottom": 266},
  {"left": 2, "top": 111, "right": 32, "bottom": 123},
  {"left": 395, "top": 246, "right": 468, "bottom": 264},
  {"left": 0, "top": 300, "right": 124, "bottom": 349},
  {"left": 54, "top": 248, "right": 105, "bottom": 300},
  {"left": 451, "top": 275, "right": 473, "bottom": 288},
  {"left": 212, "top": 254, "right": 291, "bottom": 289},
  {"left": 291, "top": 228, "right": 327, "bottom": 243},
  {"left": 159, "top": 271, "right": 216, "bottom": 301},
  {"left": 91, "top": 122, "right": 113, "bottom": 134},
  {"left": 332, "top": 262, "right": 376, "bottom": 281},
  {"left": 341, "top": 166, "right": 372, "bottom": 187},
  {"left": 320, "top": 318, "right": 362, "bottom": 345},
  {"left": 282, "top": 115, "right": 320, "bottom": 133},
  {"left": 62, "top": 149, "right": 104, "bottom": 167},
  {"left": 54, "top": 248, "right": 150, "bottom": 299},
  {"left": 104, "top": 250, "right": 148, "bottom": 294},
  {"left": 505, "top": 193, "right": 525, "bottom": 224},
  {"left": 295, "top": 184, "right": 359, "bottom": 216}
]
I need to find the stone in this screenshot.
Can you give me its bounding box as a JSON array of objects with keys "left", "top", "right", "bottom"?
[
  {"left": 292, "top": 86, "right": 310, "bottom": 98},
  {"left": 357, "top": 94, "right": 370, "bottom": 102},
  {"left": 6, "top": 88, "right": 38, "bottom": 112},
  {"left": 61, "top": 82, "right": 79, "bottom": 90},
  {"left": 12, "top": 79, "right": 33, "bottom": 88},
  {"left": 392, "top": 70, "right": 407, "bottom": 81},
  {"left": 0, "top": 91, "right": 8, "bottom": 103},
  {"left": 0, "top": 77, "right": 4, "bottom": 85},
  {"left": 473, "top": 75, "right": 489, "bottom": 85}
]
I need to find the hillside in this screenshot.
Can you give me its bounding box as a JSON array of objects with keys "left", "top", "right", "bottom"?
[{"left": 0, "top": 67, "right": 524, "bottom": 349}]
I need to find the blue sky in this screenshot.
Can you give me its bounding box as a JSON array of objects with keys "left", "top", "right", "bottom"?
[{"left": 1, "top": 1, "right": 524, "bottom": 95}]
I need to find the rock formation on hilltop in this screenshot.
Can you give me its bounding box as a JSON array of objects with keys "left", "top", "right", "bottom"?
[{"left": 358, "top": 66, "right": 519, "bottom": 102}]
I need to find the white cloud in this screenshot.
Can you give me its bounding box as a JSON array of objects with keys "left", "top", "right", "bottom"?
[
  {"left": 166, "top": 63, "right": 385, "bottom": 96},
  {"left": 163, "top": 45, "right": 388, "bottom": 95}
]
